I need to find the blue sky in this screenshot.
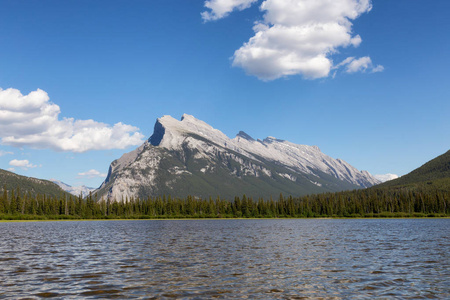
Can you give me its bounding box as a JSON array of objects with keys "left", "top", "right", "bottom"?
[{"left": 0, "top": 0, "right": 449, "bottom": 188}]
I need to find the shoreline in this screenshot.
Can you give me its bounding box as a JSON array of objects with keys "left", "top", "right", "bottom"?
[{"left": 1, "top": 216, "right": 449, "bottom": 223}]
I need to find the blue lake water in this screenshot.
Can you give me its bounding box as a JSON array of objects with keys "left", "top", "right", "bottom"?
[{"left": 0, "top": 219, "right": 449, "bottom": 299}]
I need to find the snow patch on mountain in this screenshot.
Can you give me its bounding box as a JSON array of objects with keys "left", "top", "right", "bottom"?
[
  {"left": 278, "top": 173, "right": 297, "bottom": 182},
  {"left": 169, "top": 166, "right": 192, "bottom": 175},
  {"left": 310, "top": 180, "right": 323, "bottom": 187}
]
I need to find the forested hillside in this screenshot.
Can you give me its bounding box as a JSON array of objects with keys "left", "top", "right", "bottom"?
[
  {"left": 0, "top": 169, "right": 71, "bottom": 199},
  {"left": 376, "top": 150, "right": 450, "bottom": 191}
]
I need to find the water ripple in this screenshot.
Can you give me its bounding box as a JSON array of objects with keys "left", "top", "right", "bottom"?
[{"left": 0, "top": 219, "right": 448, "bottom": 299}]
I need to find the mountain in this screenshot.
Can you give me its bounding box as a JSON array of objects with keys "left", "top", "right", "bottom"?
[
  {"left": 95, "top": 114, "right": 379, "bottom": 201},
  {"left": 376, "top": 150, "right": 450, "bottom": 190},
  {"left": 0, "top": 168, "right": 71, "bottom": 198},
  {"left": 50, "top": 179, "right": 95, "bottom": 197},
  {"left": 374, "top": 173, "right": 399, "bottom": 183}
]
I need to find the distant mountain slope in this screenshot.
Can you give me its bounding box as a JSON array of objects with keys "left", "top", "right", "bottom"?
[
  {"left": 374, "top": 173, "right": 399, "bottom": 183},
  {"left": 376, "top": 150, "right": 450, "bottom": 190},
  {"left": 50, "top": 179, "right": 95, "bottom": 197},
  {"left": 0, "top": 169, "right": 71, "bottom": 198},
  {"left": 95, "top": 114, "right": 379, "bottom": 201}
]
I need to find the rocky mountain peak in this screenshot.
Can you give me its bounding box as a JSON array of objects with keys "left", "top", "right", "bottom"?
[
  {"left": 148, "top": 114, "right": 230, "bottom": 150},
  {"left": 180, "top": 113, "right": 198, "bottom": 122},
  {"left": 236, "top": 131, "right": 255, "bottom": 142}
]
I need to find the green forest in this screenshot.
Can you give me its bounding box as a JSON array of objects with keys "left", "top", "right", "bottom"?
[{"left": 1, "top": 184, "right": 448, "bottom": 220}]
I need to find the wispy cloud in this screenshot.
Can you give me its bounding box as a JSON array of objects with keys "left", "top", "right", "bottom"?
[
  {"left": 0, "top": 150, "right": 13, "bottom": 157},
  {"left": 341, "top": 56, "right": 384, "bottom": 73},
  {"left": 9, "top": 159, "right": 38, "bottom": 170},
  {"left": 78, "top": 169, "right": 107, "bottom": 179},
  {"left": 204, "top": 0, "right": 382, "bottom": 80},
  {"left": 0, "top": 88, "right": 145, "bottom": 153}
]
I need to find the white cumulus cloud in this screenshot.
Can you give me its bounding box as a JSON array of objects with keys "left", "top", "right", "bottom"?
[
  {"left": 204, "top": 0, "right": 382, "bottom": 80},
  {"left": 202, "top": 0, "right": 258, "bottom": 21},
  {"left": 0, "top": 88, "right": 145, "bottom": 152},
  {"left": 78, "top": 169, "right": 108, "bottom": 179},
  {"left": 9, "top": 159, "right": 38, "bottom": 170}
]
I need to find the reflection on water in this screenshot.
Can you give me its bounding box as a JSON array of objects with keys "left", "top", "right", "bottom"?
[{"left": 0, "top": 219, "right": 449, "bottom": 299}]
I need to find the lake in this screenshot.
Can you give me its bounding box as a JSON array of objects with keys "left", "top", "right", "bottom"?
[{"left": 0, "top": 219, "right": 448, "bottom": 299}]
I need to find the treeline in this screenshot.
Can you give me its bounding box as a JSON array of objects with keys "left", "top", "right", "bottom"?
[{"left": 0, "top": 186, "right": 449, "bottom": 220}]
